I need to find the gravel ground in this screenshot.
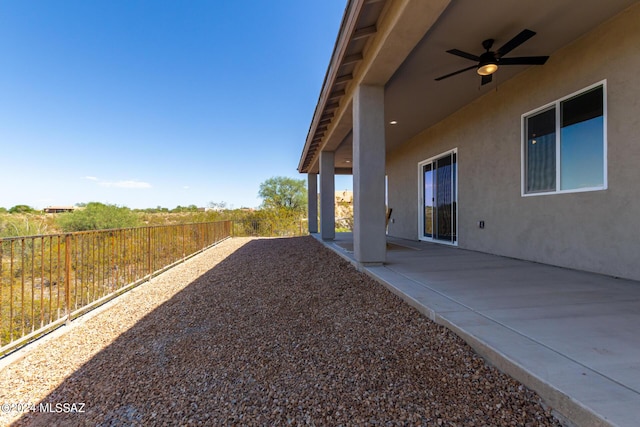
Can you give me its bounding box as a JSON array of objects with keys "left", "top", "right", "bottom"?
[{"left": 0, "top": 236, "right": 561, "bottom": 426}]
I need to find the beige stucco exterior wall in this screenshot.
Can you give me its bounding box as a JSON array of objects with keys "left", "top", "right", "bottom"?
[{"left": 386, "top": 3, "right": 640, "bottom": 280}]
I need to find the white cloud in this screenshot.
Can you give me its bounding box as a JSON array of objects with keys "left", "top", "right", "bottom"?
[
  {"left": 183, "top": 186, "right": 190, "bottom": 190},
  {"left": 85, "top": 175, "right": 151, "bottom": 189},
  {"left": 99, "top": 180, "right": 152, "bottom": 189}
]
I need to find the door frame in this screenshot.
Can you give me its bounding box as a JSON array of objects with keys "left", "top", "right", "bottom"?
[{"left": 417, "top": 148, "right": 458, "bottom": 245}]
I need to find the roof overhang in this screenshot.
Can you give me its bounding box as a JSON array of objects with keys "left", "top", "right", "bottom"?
[
  {"left": 297, "top": 0, "right": 382, "bottom": 175},
  {"left": 299, "top": 0, "right": 638, "bottom": 174}
]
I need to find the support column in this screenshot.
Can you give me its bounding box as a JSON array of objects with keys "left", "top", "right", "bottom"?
[
  {"left": 307, "top": 173, "right": 318, "bottom": 233},
  {"left": 353, "top": 84, "right": 386, "bottom": 264},
  {"left": 319, "top": 151, "right": 335, "bottom": 240}
]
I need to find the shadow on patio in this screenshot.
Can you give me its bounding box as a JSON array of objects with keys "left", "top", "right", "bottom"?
[{"left": 10, "top": 236, "right": 560, "bottom": 426}]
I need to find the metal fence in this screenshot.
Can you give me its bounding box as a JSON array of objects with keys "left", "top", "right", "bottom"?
[
  {"left": 232, "top": 219, "right": 308, "bottom": 237},
  {"left": 0, "top": 221, "right": 231, "bottom": 356}
]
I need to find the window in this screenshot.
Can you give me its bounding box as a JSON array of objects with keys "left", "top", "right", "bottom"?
[{"left": 522, "top": 82, "right": 606, "bottom": 195}]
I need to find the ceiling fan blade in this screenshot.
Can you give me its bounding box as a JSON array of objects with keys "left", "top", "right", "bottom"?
[
  {"left": 446, "top": 49, "right": 480, "bottom": 62},
  {"left": 499, "top": 56, "right": 549, "bottom": 65},
  {"left": 435, "top": 65, "right": 478, "bottom": 81},
  {"left": 481, "top": 74, "right": 492, "bottom": 85},
  {"left": 496, "top": 29, "right": 536, "bottom": 57}
]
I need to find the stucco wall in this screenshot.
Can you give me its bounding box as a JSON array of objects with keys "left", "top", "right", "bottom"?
[{"left": 386, "top": 3, "right": 640, "bottom": 280}]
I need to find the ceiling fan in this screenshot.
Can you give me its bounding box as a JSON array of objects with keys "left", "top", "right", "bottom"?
[{"left": 434, "top": 29, "right": 549, "bottom": 85}]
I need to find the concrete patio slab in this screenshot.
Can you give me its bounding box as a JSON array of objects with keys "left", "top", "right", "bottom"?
[{"left": 318, "top": 233, "right": 640, "bottom": 427}]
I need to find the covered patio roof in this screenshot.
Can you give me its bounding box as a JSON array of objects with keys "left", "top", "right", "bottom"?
[{"left": 298, "top": 0, "right": 638, "bottom": 174}]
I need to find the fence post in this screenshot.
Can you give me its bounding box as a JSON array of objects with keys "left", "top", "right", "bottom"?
[
  {"left": 0, "top": 240, "right": 3, "bottom": 344},
  {"left": 65, "top": 234, "right": 71, "bottom": 325},
  {"left": 147, "top": 227, "right": 152, "bottom": 280}
]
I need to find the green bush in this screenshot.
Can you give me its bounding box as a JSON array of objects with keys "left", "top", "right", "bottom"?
[
  {"left": 8, "top": 205, "right": 36, "bottom": 214},
  {"left": 56, "top": 202, "right": 142, "bottom": 232}
]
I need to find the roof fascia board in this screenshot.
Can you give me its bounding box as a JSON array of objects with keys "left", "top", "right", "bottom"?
[{"left": 298, "top": 0, "right": 364, "bottom": 172}]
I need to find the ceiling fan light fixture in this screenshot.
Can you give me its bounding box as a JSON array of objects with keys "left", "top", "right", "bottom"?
[
  {"left": 477, "top": 50, "right": 498, "bottom": 76},
  {"left": 477, "top": 61, "right": 498, "bottom": 76}
]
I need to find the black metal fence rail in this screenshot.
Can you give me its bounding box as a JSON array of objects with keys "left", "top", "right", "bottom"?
[{"left": 0, "top": 221, "right": 232, "bottom": 356}]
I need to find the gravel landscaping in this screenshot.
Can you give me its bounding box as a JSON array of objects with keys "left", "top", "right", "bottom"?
[{"left": 1, "top": 236, "right": 561, "bottom": 426}]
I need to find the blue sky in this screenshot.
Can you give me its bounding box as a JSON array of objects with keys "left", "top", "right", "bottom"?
[{"left": 0, "top": 0, "right": 350, "bottom": 210}]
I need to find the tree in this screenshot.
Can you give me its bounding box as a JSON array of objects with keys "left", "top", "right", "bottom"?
[
  {"left": 56, "top": 202, "right": 141, "bottom": 232},
  {"left": 208, "top": 201, "right": 227, "bottom": 211},
  {"left": 8, "top": 205, "right": 36, "bottom": 214},
  {"left": 171, "top": 205, "right": 199, "bottom": 213},
  {"left": 258, "top": 176, "right": 307, "bottom": 212}
]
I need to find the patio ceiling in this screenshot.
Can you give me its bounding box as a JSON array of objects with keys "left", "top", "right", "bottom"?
[{"left": 298, "top": 0, "right": 638, "bottom": 174}]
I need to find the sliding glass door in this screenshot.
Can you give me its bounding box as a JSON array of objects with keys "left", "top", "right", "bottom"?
[{"left": 420, "top": 150, "right": 457, "bottom": 244}]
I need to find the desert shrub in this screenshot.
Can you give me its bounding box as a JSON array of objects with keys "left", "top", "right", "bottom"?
[
  {"left": 0, "top": 213, "right": 56, "bottom": 237},
  {"left": 56, "top": 202, "right": 142, "bottom": 232},
  {"left": 8, "top": 205, "right": 36, "bottom": 214}
]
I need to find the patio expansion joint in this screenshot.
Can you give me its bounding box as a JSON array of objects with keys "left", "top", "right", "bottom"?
[{"left": 381, "top": 264, "right": 640, "bottom": 398}]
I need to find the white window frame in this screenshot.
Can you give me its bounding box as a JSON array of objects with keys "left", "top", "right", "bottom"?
[
  {"left": 521, "top": 80, "right": 608, "bottom": 197},
  {"left": 417, "top": 148, "right": 458, "bottom": 246}
]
